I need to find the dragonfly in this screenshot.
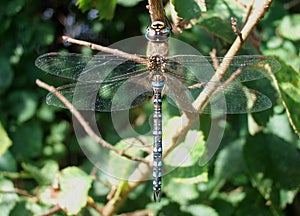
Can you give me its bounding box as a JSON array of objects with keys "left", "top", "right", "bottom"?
[{"left": 35, "top": 21, "right": 281, "bottom": 202}]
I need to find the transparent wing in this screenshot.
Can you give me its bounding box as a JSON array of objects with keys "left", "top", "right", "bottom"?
[
  {"left": 164, "top": 73, "right": 272, "bottom": 114},
  {"left": 166, "top": 55, "right": 281, "bottom": 84},
  {"left": 35, "top": 52, "right": 147, "bottom": 82},
  {"left": 46, "top": 73, "right": 153, "bottom": 111}
]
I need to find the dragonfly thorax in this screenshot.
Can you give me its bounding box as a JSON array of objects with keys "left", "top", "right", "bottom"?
[{"left": 148, "top": 55, "right": 167, "bottom": 72}]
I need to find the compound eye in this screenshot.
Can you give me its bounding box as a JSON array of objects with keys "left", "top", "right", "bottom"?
[{"left": 145, "top": 21, "right": 171, "bottom": 42}]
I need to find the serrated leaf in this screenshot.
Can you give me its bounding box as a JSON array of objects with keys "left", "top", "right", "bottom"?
[
  {"left": 244, "top": 133, "right": 300, "bottom": 210},
  {"left": 197, "top": 16, "right": 234, "bottom": 43},
  {"left": 58, "top": 167, "right": 92, "bottom": 215},
  {"left": 0, "top": 123, "right": 12, "bottom": 156},
  {"left": 272, "top": 58, "right": 300, "bottom": 137},
  {"left": 96, "top": 0, "right": 117, "bottom": 20},
  {"left": 172, "top": 0, "right": 201, "bottom": 20},
  {"left": 279, "top": 14, "right": 300, "bottom": 41},
  {"left": 22, "top": 161, "right": 59, "bottom": 185},
  {"left": 7, "top": 91, "right": 38, "bottom": 123},
  {"left": 0, "top": 178, "right": 19, "bottom": 216},
  {"left": 164, "top": 124, "right": 207, "bottom": 186}
]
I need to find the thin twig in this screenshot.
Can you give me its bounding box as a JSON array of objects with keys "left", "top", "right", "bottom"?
[
  {"left": 209, "top": 49, "right": 219, "bottom": 70},
  {"left": 192, "top": 0, "right": 274, "bottom": 114},
  {"left": 119, "top": 209, "right": 152, "bottom": 216},
  {"left": 39, "top": 205, "right": 61, "bottom": 216},
  {"left": 62, "top": 36, "right": 147, "bottom": 64},
  {"left": 36, "top": 79, "right": 149, "bottom": 165},
  {"left": 0, "top": 189, "right": 35, "bottom": 198},
  {"left": 147, "top": 0, "right": 165, "bottom": 22},
  {"left": 87, "top": 199, "right": 104, "bottom": 215}
]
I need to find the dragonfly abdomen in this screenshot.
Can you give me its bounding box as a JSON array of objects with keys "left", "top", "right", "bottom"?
[{"left": 152, "top": 76, "right": 164, "bottom": 202}]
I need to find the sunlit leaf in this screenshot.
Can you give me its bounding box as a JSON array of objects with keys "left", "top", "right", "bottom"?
[
  {"left": 165, "top": 182, "right": 199, "bottom": 203},
  {"left": 0, "top": 123, "right": 12, "bottom": 156},
  {"left": 58, "top": 167, "right": 92, "bottom": 215},
  {"left": 279, "top": 14, "right": 300, "bottom": 41},
  {"left": 76, "top": 0, "right": 95, "bottom": 12},
  {"left": 0, "top": 178, "right": 19, "bottom": 216},
  {"left": 22, "top": 160, "right": 59, "bottom": 185},
  {"left": 184, "top": 204, "right": 219, "bottom": 216},
  {"left": 117, "top": 0, "right": 144, "bottom": 7},
  {"left": 106, "top": 137, "right": 145, "bottom": 183},
  {"left": 96, "top": 0, "right": 117, "bottom": 20},
  {"left": 165, "top": 130, "right": 205, "bottom": 167},
  {"left": 272, "top": 58, "right": 300, "bottom": 137}
]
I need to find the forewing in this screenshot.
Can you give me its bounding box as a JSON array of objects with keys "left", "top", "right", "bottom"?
[{"left": 35, "top": 52, "right": 147, "bottom": 82}]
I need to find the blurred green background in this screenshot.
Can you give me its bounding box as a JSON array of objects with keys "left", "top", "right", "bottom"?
[{"left": 0, "top": 0, "right": 300, "bottom": 215}]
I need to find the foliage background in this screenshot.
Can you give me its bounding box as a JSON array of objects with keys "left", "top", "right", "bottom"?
[{"left": 0, "top": 0, "right": 299, "bottom": 215}]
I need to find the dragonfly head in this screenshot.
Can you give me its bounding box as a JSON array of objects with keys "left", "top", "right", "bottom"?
[{"left": 146, "top": 21, "right": 171, "bottom": 42}]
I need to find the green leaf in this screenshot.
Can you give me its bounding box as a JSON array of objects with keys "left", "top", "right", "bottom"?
[
  {"left": 244, "top": 133, "right": 300, "bottom": 210},
  {"left": 197, "top": 16, "right": 235, "bottom": 43},
  {"left": 96, "top": 0, "right": 117, "bottom": 20},
  {"left": 163, "top": 128, "right": 207, "bottom": 202},
  {"left": 22, "top": 160, "right": 59, "bottom": 185},
  {"left": 11, "top": 122, "right": 43, "bottom": 160},
  {"left": 0, "top": 123, "right": 12, "bottom": 156},
  {"left": 214, "top": 139, "right": 246, "bottom": 181},
  {"left": 0, "top": 57, "right": 14, "bottom": 94},
  {"left": 106, "top": 137, "right": 145, "bottom": 182},
  {"left": 272, "top": 58, "right": 300, "bottom": 137},
  {"left": 76, "top": 0, "right": 96, "bottom": 12},
  {"left": 165, "top": 130, "right": 206, "bottom": 167},
  {"left": 279, "top": 14, "right": 300, "bottom": 41},
  {"left": 0, "top": 178, "right": 19, "bottom": 216},
  {"left": 172, "top": 0, "right": 201, "bottom": 20},
  {"left": 5, "top": 0, "right": 25, "bottom": 16},
  {"left": 0, "top": 151, "right": 17, "bottom": 172},
  {"left": 58, "top": 167, "right": 93, "bottom": 215},
  {"left": 117, "top": 0, "right": 143, "bottom": 7},
  {"left": 165, "top": 182, "right": 199, "bottom": 203},
  {"left": 7, "top": 91, "right": 38, "bottom": 123},
  {"left": 0, "top": 16, "right": 11, "bottom": 35},
  {"left": 184, "top": 204, "right": 219, "bottom": 216},
  {"left": 235, "top": 187, "right": 274, "bottom": 216}
]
